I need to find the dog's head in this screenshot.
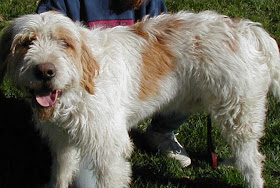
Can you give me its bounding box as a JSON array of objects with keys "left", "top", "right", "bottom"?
[{"left": 0, "top": 12, "right": 99, "bottom": 117}]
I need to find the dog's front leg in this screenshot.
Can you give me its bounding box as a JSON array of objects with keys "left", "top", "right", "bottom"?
[
  {"left": 49, "top": 140, "right": 80, "bottom": 188},
  {"left": 93, "top": 122, "right": 133, "bottom": 188},
  {"left": 95, "top": 155, "right": 132, "bottom": 188}
]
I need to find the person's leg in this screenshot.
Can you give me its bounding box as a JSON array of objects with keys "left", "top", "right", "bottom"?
[{"left": 145, "top": 112, "right": 191, "bottom": 167}]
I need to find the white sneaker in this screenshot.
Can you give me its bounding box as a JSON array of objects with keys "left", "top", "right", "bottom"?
[{"left": 145, "top": 127, "right": 191, "bottom": 168}]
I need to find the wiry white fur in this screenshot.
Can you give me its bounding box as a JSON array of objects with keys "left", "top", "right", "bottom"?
[{"left": 0, "top": 11, "right": 279, "bottom": 188}]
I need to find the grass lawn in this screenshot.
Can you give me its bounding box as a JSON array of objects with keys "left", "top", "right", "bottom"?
[{"left": 0, "top": 0, "right": 279, "bottom": 187}]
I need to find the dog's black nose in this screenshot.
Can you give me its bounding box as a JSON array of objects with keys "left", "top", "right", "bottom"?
[{"left": 35, "top": 63, "right": 56, "bottom": 80}]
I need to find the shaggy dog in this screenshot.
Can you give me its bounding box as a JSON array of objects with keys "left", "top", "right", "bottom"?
[{"left": 0, "top": 11, "right": 279, "bottom": 188}]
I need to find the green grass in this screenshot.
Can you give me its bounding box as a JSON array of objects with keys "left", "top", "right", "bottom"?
[{"left": 0, "top": 0, "right": 280, "bottom": 187}]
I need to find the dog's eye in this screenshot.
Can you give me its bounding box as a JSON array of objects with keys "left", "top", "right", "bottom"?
[
  {"left": 61, "top": 40, "right": 71, "bottom": 49},
  {"left": 21, "top": 40, "right": 33, "bottom": 47}
]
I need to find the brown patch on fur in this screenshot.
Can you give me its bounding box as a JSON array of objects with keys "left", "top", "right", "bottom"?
[
  {"left": 37, "top": 105, "right": 56, "bottom": 121},
  {"left": 53, "top": 27, "right": 81, "bottom": 75},
  {"left": 222, "top": 18, "right": 240, "bottom": 53},
  {"left": 157, "top": 19, "right": 186, "bottom": 38},
  {"left": 191, "top": 36, "right": 207, "bottom": 62},
  {"left": 54, "top": 27, "right": 99, "bottom": 94},
  {"left": 132, "top": 19, "right": 181, "bottom": 99},
  {"left": 132, "top": 22, "right": 149, "bottom": 39},
  {"left": 12, "top": 35, "right": 37, "bottom": 54},
  {"left": 53, "top": 27, "right": 79, "bottom": 54},
  {"left": 231, "top": 18, "right": 241, "bottom": 24},
  {"left": 194, "top": 36, "right": 202, "bottom": 50},
  {"left": 132, "top": 18, "right": 186, "bottom": 40},
  {"left": 138, "top": 41, "right": 175, "bottom": 100},
  {"left": 223, "top": 17, "right": 240, "bottom": 28},
  {"left": 0, "top": 31, "right": 37, "bottom": 84},
  {"left": 80, "top": 31, "right": 100, "bottom": 94},
  {"left": 225, "top": 32, "right": 239, "bottom": 53}
]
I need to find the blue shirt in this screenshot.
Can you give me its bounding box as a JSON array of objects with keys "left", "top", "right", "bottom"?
[{"left": 36, "top": 0, "right": 167, "bottom": 28}]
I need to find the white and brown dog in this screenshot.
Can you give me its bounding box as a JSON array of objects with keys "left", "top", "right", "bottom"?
[{"left": 0, "top": 11, "right": 279, "bottom": 188}]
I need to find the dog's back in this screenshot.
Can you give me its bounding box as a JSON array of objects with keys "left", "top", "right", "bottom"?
[{"left": 111, "top": 11, "right": 280, "bottom": 123}]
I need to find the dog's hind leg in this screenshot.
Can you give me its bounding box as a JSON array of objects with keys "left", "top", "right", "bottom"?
[
  {"left": 234, "top": 138, "right": 265, "bottom": 188},
  {"left": 215, "top": 97, "right": 266, "bottom": 188}
]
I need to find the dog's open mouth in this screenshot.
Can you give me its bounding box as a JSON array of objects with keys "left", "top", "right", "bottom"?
[{"left": 32, "top": 89, "right": 62, "bottom": 108}]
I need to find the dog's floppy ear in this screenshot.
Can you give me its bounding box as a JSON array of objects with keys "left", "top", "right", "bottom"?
[
  {"left": 80, "top": 31, "right": 99, "bottom": 94},
  {"left": 0, "top": 23, "right": 13, "bottom": 84}
]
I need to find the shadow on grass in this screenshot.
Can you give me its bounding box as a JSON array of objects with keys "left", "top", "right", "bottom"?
[
  {"left": 130, "top": 128, "right": 243, "bottom": 188},
  {"left": 0, "top": 94, "right": 51, "bottom": 188},
  {"left": 132, "top": 173, "right": 243, "bottom": 188}
]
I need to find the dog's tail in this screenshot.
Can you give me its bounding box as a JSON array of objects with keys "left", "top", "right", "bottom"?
[{"left": 247, "top": 22, "right": 280, "bottom": 98}]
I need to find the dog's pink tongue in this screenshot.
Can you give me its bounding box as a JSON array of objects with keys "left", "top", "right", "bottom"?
[{"left": 35, "top": 91, "right": 59, "bottom": 107}]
